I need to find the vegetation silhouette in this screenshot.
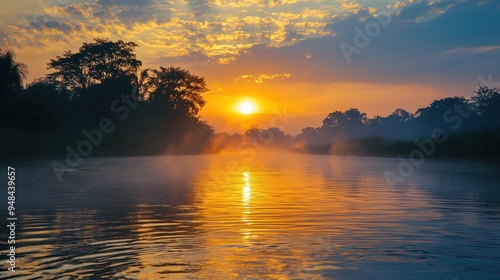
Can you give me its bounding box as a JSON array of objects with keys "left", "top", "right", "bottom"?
[
  {"left": 0, "top": 49, "right": 27, "bottom": 104},
  {"left": 1, "top": 39, "right": 499, "bottom": 161},
  {"left": 0, "top": 39, "right": 213, "bottom": 161},
  {"left": 211, "top": 87, "right": 500, "bottom": 159},
  {"left": 290, "top": 87, "right": 500, "bottom": 158}
]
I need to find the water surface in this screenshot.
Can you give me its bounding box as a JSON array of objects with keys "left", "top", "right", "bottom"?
[{"left": 2, "top": 154, "right": 500, "bottom": 279}]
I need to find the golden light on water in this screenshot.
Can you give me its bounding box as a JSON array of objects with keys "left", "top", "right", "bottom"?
[
  {"left": 243, "top": 172, "right": 252, "bottom": 204},
  {"left": 242, "top": 172, "right": 252, "bottom": 243},
  {"left": 16, "top": 155, "right": 492, "bottom": 279}
]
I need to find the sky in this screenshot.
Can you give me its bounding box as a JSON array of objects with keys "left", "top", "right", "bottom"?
[{"left": 1, "top": 0, "right": 499, "bottom": 134}]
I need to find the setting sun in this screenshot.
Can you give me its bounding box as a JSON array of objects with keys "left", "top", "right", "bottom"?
[{"left": 237, "top": 101, "right": 257, "bottom": 114}]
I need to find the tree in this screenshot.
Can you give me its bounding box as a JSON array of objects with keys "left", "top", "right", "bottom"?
[
  {"left": 322, "top": 108, "right": 367, "bottom": 130},
  {"left": 145, "top": 66, "right": 207, "bottom": 116},
  {"left": 319, "top": 108, "right": 368, "bottom": 139},
  {"left": 0, "top": 48, "right": 28, "bottom": 104},
  {"left": 243, "top": 126, "right": 291, "bottom": 148},
  {"left": 470, "top": 86, "right": 500, "bottom": 127},
  {"left": 47, "top": 38, "right": 142, "bottom": 92},
  {"left": 388, "top": 108, "right": 413, "bottom": 123},
  {"left": 365, "top": 109, "right": 415, "bottom": 139},
  {"left": 415, "top": 97, "right": 469, "bottom": 119},
  {"left": 414, "top": 96, "right": 472, "bottom": 133},
  {"left": 23, "top": 78, "right": 71, "bottom": 111}
]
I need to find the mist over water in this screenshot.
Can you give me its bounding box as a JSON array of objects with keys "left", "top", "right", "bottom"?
[{"left": 2, "top": 153, "right": 500, "bottom": 279}]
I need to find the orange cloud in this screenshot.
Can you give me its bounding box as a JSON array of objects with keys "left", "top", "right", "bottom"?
[{"left": 234, "top": 73, "right": 292, "bottom": 84}]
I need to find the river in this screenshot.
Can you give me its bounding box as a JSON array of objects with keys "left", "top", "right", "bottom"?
[{"left": 2, "top": 153, "right": 500, "bottom": 279}]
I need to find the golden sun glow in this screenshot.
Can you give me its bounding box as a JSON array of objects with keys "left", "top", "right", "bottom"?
[{"left": 237, "top": 101, "right": 257, "bottom": 114}]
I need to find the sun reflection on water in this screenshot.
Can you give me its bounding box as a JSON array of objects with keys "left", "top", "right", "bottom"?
[
  {"left": 242, "top": 172, "right": 252, "bottom": 243},
  {"left": 242, "top": 172, "right": 251, "bottom": 204}
]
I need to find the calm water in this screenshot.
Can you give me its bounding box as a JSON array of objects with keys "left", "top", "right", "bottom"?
[{"left": 1, "top": 154, "right": 500, "bottom": 279}]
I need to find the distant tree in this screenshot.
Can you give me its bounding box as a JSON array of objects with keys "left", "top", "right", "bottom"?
[
  {"left": 263, "top": 127, "right": 291, "bottom": 146},
  {"left": 244, "top": 126, "right": 291, "bottom": 148},
  {"left": 365, "top": 109, "right": 415, "bottom": 139},
  {"left": 414, "top": 96, "right": 473, "bottom": 133},
  {"left": 322, "top": 108, "right": 367, "bottom": 129},
  {"left": 470, "top": 86, "right": 500, "bottom": 127},
  {"left": 244, "top": 126, "right": 260, "bottom": 141},
  {"left": 387, "top": 108, "right": 413, "bottom": 123},
  {"left": 297, "top": 127, "right": 318, "bottom": 139},
  {"left": 415, "top": 97, "right": 469, "bottom": 119},
  {"left": 322, "top": 111, "right": 347, "bottom": 128},
  {"left": 301, "top": 127, "right": 318, "bottom": 134},
  {"left": 47, "top": 38, "right": 142, "bottom": 92},
  {"left": 145, "top": 66, "right": 207, "bottom": 116},
  {"left": 0, "top": 48, "right": 28, "bottom": 104}
]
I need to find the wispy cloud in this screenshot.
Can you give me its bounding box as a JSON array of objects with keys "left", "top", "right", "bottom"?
[
  {"left": 1, "top": 0, "right": 498, "bottom": 90},
  {"left": 234, "top": 73, "right": 292, "bottom": 83},
  {"left": 0, "top": 0, "right": 391, "bottom": 63}
]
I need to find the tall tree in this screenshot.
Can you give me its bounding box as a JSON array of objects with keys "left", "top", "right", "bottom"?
[
  {"left": 387, "top": 108, "right": 413, "bottom": 123},
  {"left": 415, "top": 97, "right": 469, "bottom": 119},
  {"left": 470, "top": 86, "right": 500, "bottom": 128},
  {"left": 145, "top": 66, "right": 207, "bottom": 116},
  {"left": 0, "top": 48, "right": 28, "bottom": 104},
  {"left": 47, "top": 38, "right": 142, "bottom": 92},
  {"left": 322, "top": 108, "right": 367, "bottom": 129}
]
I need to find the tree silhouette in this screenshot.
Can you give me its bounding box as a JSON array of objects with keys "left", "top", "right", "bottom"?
[
  {"left": 47, "top": 38, "right": 141, "bottom": 92},
  {"left": 322, "top": 108, "right": 367, "bottom": 129},
  {"left": 145, "top": 66, "right": 207, "bottom": 116},
  {"left": 415, "top": 97, "right": 469, "bottom": 119},
  {"left": 471, "top": 86, "right": 500, "bottom": 128},
  {"left": 387, "top": 108, "right": 413, "bottom": 123},
  {"left": 0, "top": 48, "right": 28, "bottom": 104},
  {"left": 2, "top": 40, "right": 500, "bottom": 160},
  {"left": 294, "top": 89, "right": 500, "bottom": 157},
  {"left": 0, "top": 39, "right": 218, "bottom": 160},
  {"left": 320, "top": 108, "right": 368, "bottom": 139}
]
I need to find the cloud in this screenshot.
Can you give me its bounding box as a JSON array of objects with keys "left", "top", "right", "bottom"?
[
  {"left": 188, "top": 0, "right": 499, "bottom": 88},
  {"left": 27, "top": 20, "right": 75, "bottom": 33},
  {"left": 188, "top": 0, "right": 216, "bottom": 20},
  {"left": 1, "top": 0, "right": 343, "bottom": 61},
  {"left": 1, "top": 0, "right": 498, "bottom": 95},
  {"left": 96, "top": 0, "right": 169, "bottom": 25},
  {"left": 397, "top": 0, "right": 457, "bottom": 22},
  {"left": 97, "top": 0, "right": 155, "bottom": 7},
  {"left": 340, "top": 0, "right": 362, "bottom": 14},
  {"left": 234, "top": 73, "right": 292, "bottom": 83},
  {"left": 397, "top": 1, "right": 434, "bottom": 21}
]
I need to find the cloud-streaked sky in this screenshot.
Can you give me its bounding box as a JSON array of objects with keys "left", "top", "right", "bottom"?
[{"left": 2, "top": 0, "right": 499, "bottom": 134}]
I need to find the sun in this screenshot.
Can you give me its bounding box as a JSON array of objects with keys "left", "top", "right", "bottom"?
[{"left": 238, "top": 101, "right": 256, "bottom": 114}]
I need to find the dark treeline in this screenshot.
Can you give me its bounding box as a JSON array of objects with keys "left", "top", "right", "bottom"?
[
  {"left": 289, "top": 87, "right": 500, "bottom": 158},
  {"left": 1, "top": 39, "right": 213, "bottom": 161},
  {"left": 1, "top": 38, "right": 499, "bottom": 161},
  {"left": 211, "top": 87, "right": 500, "bottom": 159}
]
